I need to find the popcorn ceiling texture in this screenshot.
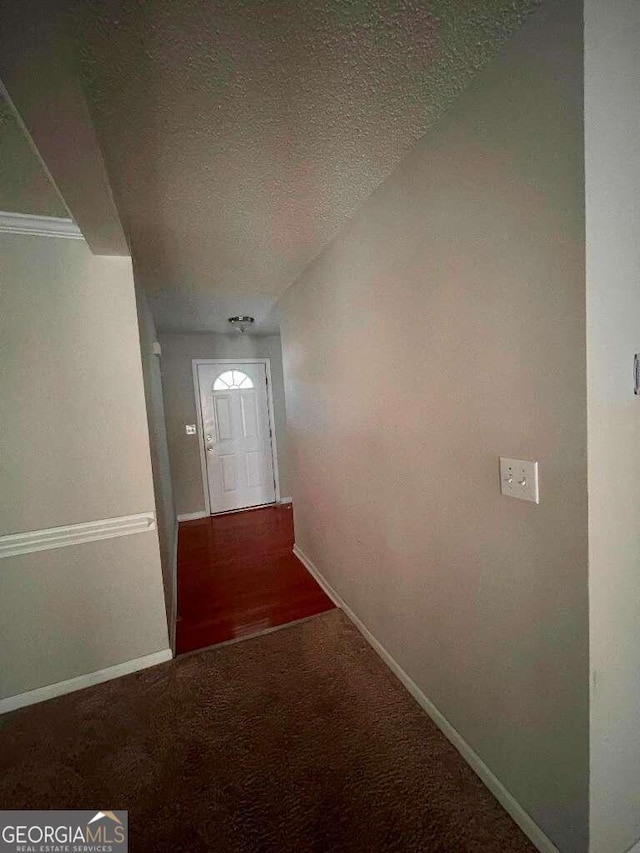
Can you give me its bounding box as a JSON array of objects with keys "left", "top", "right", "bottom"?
[{"left": 68, "top": 0, "right": 539, "bottom": 330}]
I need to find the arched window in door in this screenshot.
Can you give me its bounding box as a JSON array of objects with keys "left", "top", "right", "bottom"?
[{"left": 213, "top": 369, "right": 254, "bottom": 391}]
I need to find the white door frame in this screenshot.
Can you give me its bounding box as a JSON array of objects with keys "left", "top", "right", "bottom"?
[{"left": 192, "top": 358, "right": 281, "bottom": 515}]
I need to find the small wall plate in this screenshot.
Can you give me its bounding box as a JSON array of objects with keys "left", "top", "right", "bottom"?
[{"left": 499, "top": 457, "right": 539, "bottom": 504}]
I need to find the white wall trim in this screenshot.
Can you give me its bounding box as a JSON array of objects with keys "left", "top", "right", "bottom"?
[
  {"left": 0, "top": 648, "right": 172, "bottom": 714},
  {"left": 176, "top": 511, "right": 208, "bottom": 522},
  {"left": 0, "top": 211, "right": 83, "bottom": 240},
  {"left": 293, "top": 543, "right": 560, "bottom": 853},
  {"left": 170, "top": 518, "right": 179, "bottom": 654},
  {"left": 264, "top": 359, "right": 282, "bottom": 504},
  {"left": 0, "top": 512, "right": 157, "bottom": 559}
]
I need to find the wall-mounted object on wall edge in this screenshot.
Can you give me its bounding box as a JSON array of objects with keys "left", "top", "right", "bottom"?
[{"left": 634, "top": 353, "right": 640, "bottom": 395}]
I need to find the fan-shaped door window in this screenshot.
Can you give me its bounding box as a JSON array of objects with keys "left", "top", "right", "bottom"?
[{"left": 213, "top": 369, "right": 254, "bottom": 391}]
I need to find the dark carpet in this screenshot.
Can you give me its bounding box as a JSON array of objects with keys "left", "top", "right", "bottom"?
[{"left": 0, "top": 610, "right": 535, "bottom": 852}]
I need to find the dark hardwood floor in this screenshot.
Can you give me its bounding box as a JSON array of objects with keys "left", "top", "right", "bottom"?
[{"left": 176, "top": 504, "right": 335, "bottom": 654}]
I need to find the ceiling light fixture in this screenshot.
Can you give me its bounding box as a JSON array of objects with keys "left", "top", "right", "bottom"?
[{"left": 228, "top": 315, "right": 255, "bottom": 334}]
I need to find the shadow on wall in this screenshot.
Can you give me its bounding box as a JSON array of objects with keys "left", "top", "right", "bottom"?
[{"left": 135, "top": 287, "right": 176, "bottom": 632}]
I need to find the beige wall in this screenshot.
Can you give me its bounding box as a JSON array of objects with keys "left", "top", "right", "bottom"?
[
  {"left": 1, "top": 239, "right": 158, "bottom": 531},
  {"left": 135, "top": 287, "right": 176, "bottom": 635},
  {"left": 0, "top": 234, "right": 169, "bottom": 699},
  {"left": 280, "top": 2, "right": 588, "bottom": 851},
  {"left": 1, "top": 535, "right": 168, "bottom": 698},
  {"left": 159, "top": 333, "right": 291, "bottom": 516},
  {"left": 585, "top": 2, "right": 640, "bottom": 851}
]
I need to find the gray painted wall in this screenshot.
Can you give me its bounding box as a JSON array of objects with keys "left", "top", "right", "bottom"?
[
  {"left": 0, "top": 97, "right": 67, "bottom": 217},
  {"left": 585, "top": 1, "right": 640, "bottom": 851},
  {"left": 279, "top": 2, "right": 588, "bottom": 850},
  {"left": 135, "top": 288, "right": 177, "bottom": 638},
  {"left": 0, "top": 235, "right": 169, "bottom": 699},
  {"left": 159, "top": 333, "right": 291, "bottom": 516}
]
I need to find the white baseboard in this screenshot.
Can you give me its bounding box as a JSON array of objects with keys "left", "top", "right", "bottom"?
[
  {"left": 292, "top": 544, "right": 560, "bottom": 853},
  {"left": 176, "top": 511, "right": 208, "bottom": 522},
  {"left": 178, "top": 503, "right": 291, "bottom": 521},
  {"left": 0, "top": 648, "right": 173, "bottom": 714},
  {"left": 170, "top": 518, "right": 179, "bottom": 655}
]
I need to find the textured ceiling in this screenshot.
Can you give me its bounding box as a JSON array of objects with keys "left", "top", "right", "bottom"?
[
  {"left": 0, "top": 95, "right": 67, "bottom": 218},
  {"left": 67, "top": 0, "right": 539, "bottom": 333}
]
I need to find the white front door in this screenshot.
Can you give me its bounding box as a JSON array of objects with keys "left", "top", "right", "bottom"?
[{"left": 197, "top": 362, "right": 276, "bottom": 513}]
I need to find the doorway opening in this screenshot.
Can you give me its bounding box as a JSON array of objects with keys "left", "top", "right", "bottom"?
[{"left": 192, "top": 359, "right": 281, "bottom": 515}]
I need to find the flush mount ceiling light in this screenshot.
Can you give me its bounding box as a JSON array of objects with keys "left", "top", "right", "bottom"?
[{"left": 228, "top": 315, "right": 255, "bottom": 334}]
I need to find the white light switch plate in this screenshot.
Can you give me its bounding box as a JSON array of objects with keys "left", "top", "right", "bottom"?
[
  {"left": 499, "top": 457, "right": 539, "bottom": 504},
  {"left": 185, "top": 424, "right": 197, "bottom": 435}
]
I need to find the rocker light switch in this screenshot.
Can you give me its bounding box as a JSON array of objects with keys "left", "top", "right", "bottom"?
[
  {"left": 499, "top": 457, "right": 539, "bottom": 504},
  {"left": 185, "top": 424, "right": 197, "bottom": 435}
]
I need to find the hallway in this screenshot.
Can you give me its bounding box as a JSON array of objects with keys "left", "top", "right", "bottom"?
[
  {"left": 4, "top": 1, "right": 636, "bottom": 849},
  {"left": 176, "top": 504, "right": 335, "bottom": 654},
  {"left": 0, "top": 609, "right": 535, "bottom": 852}
]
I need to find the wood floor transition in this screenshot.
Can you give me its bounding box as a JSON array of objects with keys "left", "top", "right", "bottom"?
[{"left": 176, "top": 504, "right": 335, "bottom": 654}]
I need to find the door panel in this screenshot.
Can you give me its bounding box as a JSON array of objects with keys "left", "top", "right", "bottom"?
[
  {"left": 197, "top": 362, "right": 276, "bottom": 513},
  {"left": 245, "top": 450, "right": 262, "bottom": 487},
  {"left": 214, "top": 395, "right": 233, "bottom": 441},
  {"left": 240, "top": 394, "right": 258, "bottom": 439},
  {"left": 220, "top": 455, "right": 238, "bottom": 492}
]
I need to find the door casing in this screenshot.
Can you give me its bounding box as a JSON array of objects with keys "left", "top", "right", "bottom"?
[{"left": 192, "top": 358, "right": 281, "bottom": 515}]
